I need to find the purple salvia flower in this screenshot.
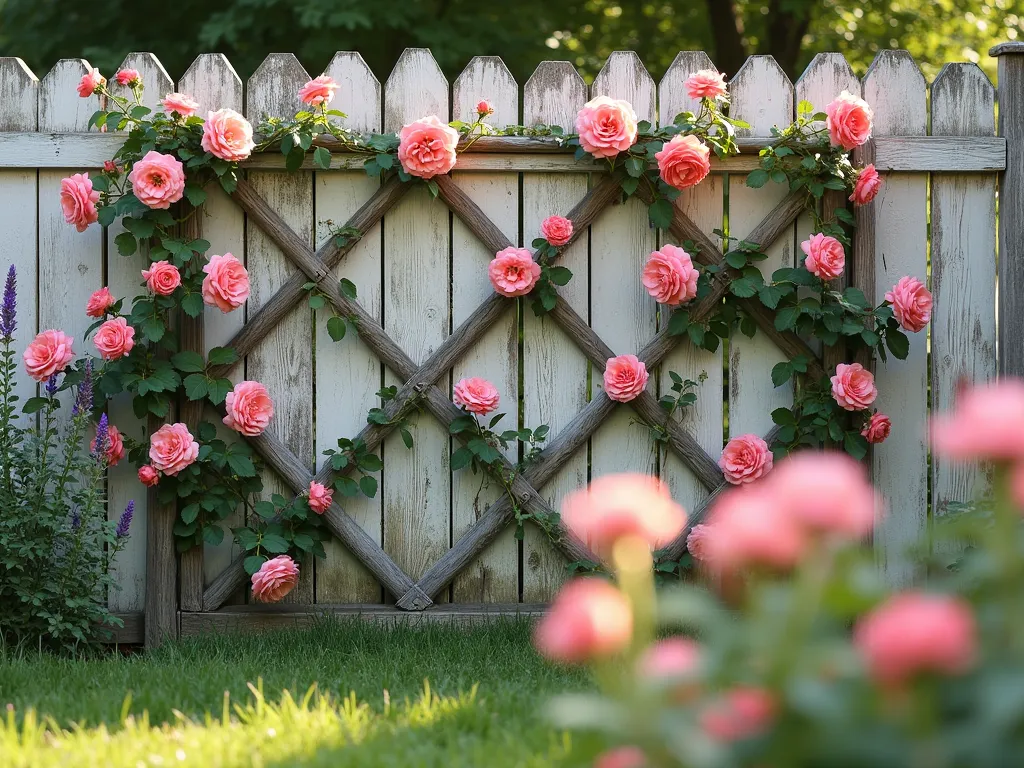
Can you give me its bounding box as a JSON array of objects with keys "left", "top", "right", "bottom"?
[
  {"left": 70, "top": 509, "right": 81, "bottom": 531},
  {"left": 115, "top": 500, "right": 134, "bottom": 538},
  {"left": 92, "top": 412, "right": 109, "bottom": 458},
  {"left": 73, "top": 359, "right": 93, "bottom": 416},
  {"left": 45, "top": 374, "right": 59, "bottom": 397},
  {"left": 0, "top": 265, "right": 15, "bottom": 340}
]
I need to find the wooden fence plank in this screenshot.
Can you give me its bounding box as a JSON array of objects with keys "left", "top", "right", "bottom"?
[
  {"left": 314, "top": 51, "right": 385, "bottom": 604},
  {"left": 590, "top": 51, "right": 658, "bottom": 487},
  {"left": 382, "top": 49, "right": 452, "bottom": 594},
  {"left": 863, "top": 50, "right": 929, "bottom": 585},
  {"left": 246, "top": 53, "right": 315, "bottom": 603},
  {"left": 657, "top": 51, "right": 725, "bottom": 546},
  {"left": 450, "top": 56, "right": 520, "bottom": 603},
  {"left": 727, "top": 56, "right": 795, "bottom": 439},
  {"left": 522, "top": 61, "right": 590, "bottom": 601},
  {"left": 930, "top": 63, "right": 997, "bottom": 521}
]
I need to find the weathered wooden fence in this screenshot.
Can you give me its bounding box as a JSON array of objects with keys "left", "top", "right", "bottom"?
[{"left": 0, "top": 42, "right": 1018, "bottom": 645}]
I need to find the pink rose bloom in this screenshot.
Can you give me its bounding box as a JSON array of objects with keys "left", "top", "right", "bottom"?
[
  {"left": 201, "top": 108, "right": 255, "bottom": 162},
  {"left": 148, "top": 422, "right": 199, "bottom": 476},
  {"left": 489, "top": 247, "right": 541, "bottom": 297},
  {"left": 93, "top": 317, "right": 135, "bottom": 361},
  {"left": 251, "top": 555, "right": 300, "bottom": 603},
  {"left": 931, "top": 380, "right": 1024, "bottom": 462},
  {"left": 103, "top": 160, "right": 119, "bottom": 173},
  {"left": 685, "top": 524, "right": 713, "bottom": 562},
  {"left": 202, "top": 253, "right": 250, "bottom": 312},
  {"left": 862, "top": 412, "right": 892, "bottom": 444},
  {"left": 138, "top": 464, "right": 160, "bottom": 487},
  {"left": 114, "top": 69, "right": 140, "bottom": 87},
  {"left": 128, "top": 151, "right": 185, "bottom": 210},
  {"left": 453, "top": 376, "right": 500, "bottom": 416},
  {"left": 885, "top": 275, "right": 932, "bottom": 333},
  {"left": 855, "top": 592, "right": 977, "bottom": 686},
  {"left": 850, "top": 164, "right": 883, "bottom": 205},
  {"left": 60, "top": 173, "right": 100, "bottom": 232},
  {"left": 767, "top": 452, "right": 879, "bottom": 538},
  {"left": 141, "top": 261, "right": 181, "bottom": 296},
  {"left": 307, "top": 481, "right": 333, "bottom": 514},
  {"left": 801, "top": 233, "right": 845, "bottom": 281},
  {"left": 831, "top": 362, "right": 877, "bottom": 411},
  {"left": 603, "top": 354, "right": 649, "bottom": 403},
  {"left": 92, "top": 423, "right": 125, "bottom": 466},
  {"left": 298, "top": 75, "right": 340, "bottom": 107},
  {"left": 642, "top": 244, "right": 698, "bottom": 306},
  {"left": 77, "top": 68, "right": 104, "bottom": 98},
  {"left": 594, "top": 747, "right": 647, "bottom": 768},
  {"left": 397, "top": 115, "right": 459, "bottom": 179},
  {"left": 223, "top": 380, "right": 275, "bottom": 437},
  {"left": 23, "top": 330, "right": 74, "bottom": 382},
  {"left": 700, "top": 687, "right": 776, "bottom": 742},
  {"left": 655, "top": 134, "right": 711, "bottom": 191},
  {"left": 576, "top": 95, "right": 638, "bottom": 159},
  {"left": 533, "top": 578, "right": 633, "bottom": 663},
  {"left": 476, "top": 100, "right": 494, "bottom": 117},
  {"left": 719, "top": 434, "right": 773, "bottom": 485},
  {"left": 638, "top": 637, "right": 700, "bottom": 681},
  {"left": 540, "top": 215, "right": 573, "bottom": 247},
  {"left": 704, "top": 486, "right": 806, "bottom": 572},
  {"left": 685, "top": 69, "right": 729, "bottom": 101},
  {"left": 162, "top": 92, "right": 199, "bottom": 118},
  {"left": 825, "top": 91, "right": 873, "bottom": 150},
  {"left": 85, "top": 286, "right": 115, "bottom": 318},
  {"left": 561, "top": 473, "right": 686, "bottom": 558}
]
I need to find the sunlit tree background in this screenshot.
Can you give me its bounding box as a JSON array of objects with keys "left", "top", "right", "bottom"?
[{"left": 0, "top": 0, "right": 1019, "bottom": 89}]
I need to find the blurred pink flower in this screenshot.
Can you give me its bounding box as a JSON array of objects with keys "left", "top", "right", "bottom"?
[
  {"left": 638, "top": 637, "right": 700, "bottom": 681},
  {"left": 700, "top": 687, "right": 776, "bottom": 742},
  {"left": 594, "top": 746, "right": 647, "bottom": 768},
  {"left": 931, "top": 379, "right": 1024, "bottom": 462},
  {"left": 534, "top": 578, "right": 632, "bottom": 664},
  {"left": 704, "top": 485, "right": 806, "bottom": 572}
]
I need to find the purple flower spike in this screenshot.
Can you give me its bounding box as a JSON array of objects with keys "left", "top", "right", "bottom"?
[
  {"left": 115, "top": 500, "right": 134, "bottom": 538},
  {"left": 70, "top": 509, "right": 81, "bottom": 531},
  {"left": 73, "top": 359, "right": 93, "bottom": 416},
  {"left": 93, "top": 412, "right": 109, "bottom": 458},
  {"left": 45, "top": 374, "right": 59, "bottom": 397},
  {"left": 0, "top": 265, "right": 15, "bottom": 340}
]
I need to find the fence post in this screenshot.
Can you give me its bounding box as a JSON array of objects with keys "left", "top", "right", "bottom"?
[{"left": 992, "top": 42, "right": 1024, "bottom": 377}]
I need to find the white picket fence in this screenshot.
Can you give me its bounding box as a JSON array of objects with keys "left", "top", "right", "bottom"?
[{"left": 0, "top": 44, "right": 1014, "bottom": 642}]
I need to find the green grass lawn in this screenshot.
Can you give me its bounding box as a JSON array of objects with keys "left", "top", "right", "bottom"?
[{"left": 0, "top": 618, "right": 601, "bottom": 767}]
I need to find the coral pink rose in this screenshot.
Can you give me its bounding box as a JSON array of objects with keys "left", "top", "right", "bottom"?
[
  {"left": 655, "top": 134, "right": 711, "bottom": 191},
  {"left": 251, "top": 555, "right": 300, "bottom": 603},
  {"left": 534, "top": 578, "right": 633, "bottom": 663},
  {"left": 831, "top": 362, "right": 877, "bottom": 411},
  {"left": 642, "top": 244, "right": 698, "bottom": 306},
  {"left": 801, "top": 233, "right": 845, "bottom": 280},
  {"left": 576, "top": 96, "right": 638, "bottom": 159},
  {"left": 201, "top": 108, "right": 255, "bottom": 162},
  {"left": 453, "top": 377, "right": 500, "bottom": 416},
  {"left": 223, "top": 380, "right": 274, "bottom": 437},
  {"left": 23, "top": 330, "right": 74, "bottom": 382},
  {"left": 85, "top": 286, "right": 115, "bottom": 318},
  {"left": 148, "top": 422, "right": 199, "bottom": 476},
  {"left": 594, "top": 747, "right": 647, "bottom": 768},
  {"left": 825, "top": 91, "right": 873, "bottom": 150},
  {"left": 138, "top": 464, "right": 160, "bottom": 487},
  {"left": 141, "top": 261, "right": 181, "bottom": 296},
  {"left": 704, "top": 486, "right": 806, "bottom": 571},
  {"left": 114, "top": 69, "right": 140, "bottom": 87},
  {"left": 700, "top": 687, "right": 776, "bottom": 742},
  {"left": 931, "top": 380, "right": 1024, "bottom": 462},
  {"left": 603, "top": 354, "right": 649, "bottom": 403},
  {"left": 77, "top": 68, "right": 104, "bottom": 98},
  {"left": 767, "top": 452, "right": 879, "bottom": 538},
  {"left": 397, "top": 115, "right": 459, "bottom": 179},
  {"left": 162, "top": 92, "right": 199, "bottom": 118},
  {"left": 685, "top": 69, "right": 729, "bottom": 101},
  {"left": 91, "top": 423, "right": 125, "bottom": 466},
  {"left": 488, "top": 247, "right": 541, "bottom": 298},
  {"left": 561, "top": 473, "right": 686, "bottom": 558},
  {"left": 93, "top": 317, "right": 135, "bottom": 360},
  {"left": 540, "top": 215, "right": 573, "bottom": 247},
  {"left": 850, "top": 164, "right": 883, "bottom": 205},
  {"left": 476, "top": 100, "right": 494, "bottom": 117},
  {"left": 60, "top": 173, "right": 100, "bottom": 232},
  {"left": 885, "top": 275, "right": 932, "bottom": 333},
  {"left": 103, "top": 160, "right": 119, "bottom": 173},
  {"left": 686, "top": 524, "right": 713, "bottom": 562},
  {"left": 855, "top": 592, "right": 977, "bottom": 686},
  {"left": 638, "top": 637, "right": 700, "bottom": 682},
  {"left": 128, "top": 151, "right": 185, "bottom": 210},
  {"left": 307, "top": 481, "right": 333, "bottom": 514},
  {"left": 298, "top": 75, "right": 339, "bottom": 107},
  {"left": 719, "top": 434, "right": 772, "bottom": 485},
  {"left": 202, "top": 253, "right": 250, "bottom": 312},
  {"left": 862, "top": 412, "right": 891, "bottom": 444}
]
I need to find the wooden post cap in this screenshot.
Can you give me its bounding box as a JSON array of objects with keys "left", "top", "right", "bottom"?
[{"left": 991, "top": 42, "right": 1024, "bottom": 57}]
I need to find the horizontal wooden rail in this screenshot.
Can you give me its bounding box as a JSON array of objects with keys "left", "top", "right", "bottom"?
[{"left": 0, "top": 133, "right": 1005, "bottom": 172}]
